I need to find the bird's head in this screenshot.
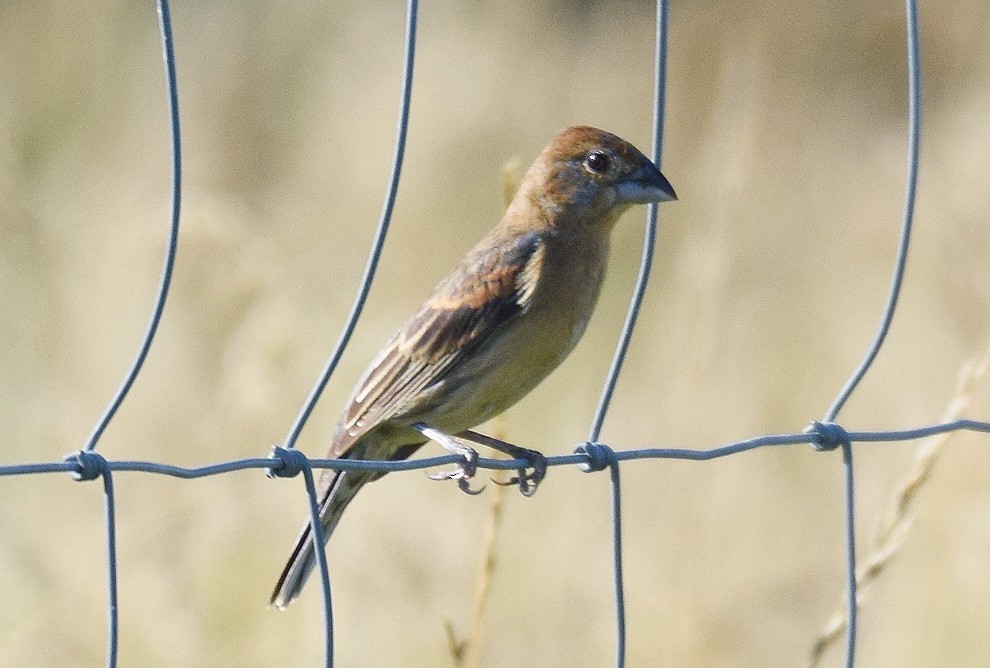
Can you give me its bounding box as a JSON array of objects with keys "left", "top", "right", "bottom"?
[{"left": 514, "top": 126, "right": 676, "bottom": 233}]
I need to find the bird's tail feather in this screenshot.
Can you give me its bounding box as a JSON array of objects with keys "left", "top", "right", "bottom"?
[
  {"left": 269, "top": 468, "right": 369, "bottom": 609},
  {"left": 270, "top": 441, "right": 424, "bottom": 609}
]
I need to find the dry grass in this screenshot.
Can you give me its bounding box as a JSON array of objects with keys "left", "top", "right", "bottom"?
[
  {"left": 1, "top": 1, "right": 989, "bottom": 666},
  {"left": 808, "top": 344, "right": 990, "bottom": 666}
]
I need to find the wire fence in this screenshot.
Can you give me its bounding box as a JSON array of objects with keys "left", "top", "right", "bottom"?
[{"left": 2, "top": 1, "right": 988, "bottom": 667}]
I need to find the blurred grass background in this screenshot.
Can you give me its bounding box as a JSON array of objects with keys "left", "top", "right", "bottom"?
[{"left": 1, "top": 0, "right": 989, "bottom": 665}]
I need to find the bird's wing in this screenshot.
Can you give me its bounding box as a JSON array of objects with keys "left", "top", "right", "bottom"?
[{"left": 330, "top": 230, "right": 544, "bottom": 457}]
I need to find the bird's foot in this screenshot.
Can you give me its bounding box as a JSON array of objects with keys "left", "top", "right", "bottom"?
[
  {"left": 415, "top": 423, "right": 485, "bottom": 495},
  {"left": 426, "top": 447, "right": 483, "bottom": 495},
  {"left": 458, "top": 430, "right": 547, "bottom": 497},
  {"left": 491, "top": 448, "right": 546, "bottom": 497}
]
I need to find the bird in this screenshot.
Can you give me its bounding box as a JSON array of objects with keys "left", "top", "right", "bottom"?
[{"left": 270, "top": 125, "right": 676, "bottom": 609}]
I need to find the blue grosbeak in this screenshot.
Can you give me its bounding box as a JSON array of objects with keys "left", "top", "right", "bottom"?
[{"left": 271, "top": 126, "right": 676, "bottom": 608}]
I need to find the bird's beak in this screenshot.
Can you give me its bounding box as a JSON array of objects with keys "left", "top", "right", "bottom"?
[{"left": 616, "top": 162, "right": 677, "bottom": 204}]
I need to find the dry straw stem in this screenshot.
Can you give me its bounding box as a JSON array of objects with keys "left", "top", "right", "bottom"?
[
  {"left": 445, "top": 415, "right": 511, "bottom": 667},
  {"left": 446, "top": 162, "right": 522, "bottom": 666},
  {"left": 808, "top": 342, "right": 990, "bottom": 667}
]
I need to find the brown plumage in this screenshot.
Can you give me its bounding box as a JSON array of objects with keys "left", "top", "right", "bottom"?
[{"left": 271, "top": 126, "right": 676, "bottom": 608}]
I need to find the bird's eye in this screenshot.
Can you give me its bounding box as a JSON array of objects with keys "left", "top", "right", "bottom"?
[{"left": 585, "top": 151, "right": 610, "bottom": 174}]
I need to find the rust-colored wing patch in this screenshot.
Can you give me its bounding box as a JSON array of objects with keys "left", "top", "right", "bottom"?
[{"left": 330, "top": 231, "right": 544, "bottom": 457}]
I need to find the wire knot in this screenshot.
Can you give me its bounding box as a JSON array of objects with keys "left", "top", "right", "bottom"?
[
  {"left": 64, "top": 450, "right": 109, "bottom": 482},
  {"left": 267, "top": 446, "right": 309, "bottom": 479},
  {"left": 805, "top": 421, "right": 851, "bottom": 452},
  {"left": 575, "top": 441, "right": 617, "bottom": 473}
]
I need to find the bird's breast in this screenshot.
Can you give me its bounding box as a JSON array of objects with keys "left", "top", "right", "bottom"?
[
  {"left": 522, "top": 234, "right": 608, "bottom": 357},
  {"left": 414, "top": 231, "right": 610, "bottom": 432}
]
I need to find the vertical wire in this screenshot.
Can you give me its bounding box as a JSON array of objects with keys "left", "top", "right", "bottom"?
[
  {"left": 588, "top": 0, "right": 671, "bottom": 442},
  {"left": 279, "top": 2, "right": 418, "bottom": 663},
  {"left": 281, "top": 0, "right": 419, "bottom": 450},
  {"left": 823, "top": 0, "right": 922, "bottom": 423},
  {"left": 608, "top": 460, "right": 626, "bottom": 668},
  {"left": 101, "top": 466, "right": 119, "bottom": 668},
  {"left": 841, "top": 442, "right": 857, "bottom": 668},
  {"left": 825, "top": 3, "right": 920, "bottom": 666},
  {"left": 302, "top": 464, "right": 334, "bottom": 667},
  {"left": 84, "top": 0, "right": 182, "bottom": 452},
  {"left": 585, "top": 2, "right": 671, "bottom": 666}
]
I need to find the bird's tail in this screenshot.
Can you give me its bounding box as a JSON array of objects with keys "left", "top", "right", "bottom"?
[
  {"left": 270, "top": 441, "right": 423, "bottom": 609},
  {"left": 269, "top": 468, "right": 370, "bottom": 609}
]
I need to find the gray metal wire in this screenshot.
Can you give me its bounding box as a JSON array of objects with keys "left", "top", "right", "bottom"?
[
  {"left": 824, "top": 0, "right": 922, "bottom": 425},
  {"left": 8, "top": 423, "right": 990, "bottom": 664},
  {"left": 4, "top": 420, "right": 971, "bottom": 484},
  {"left": 83, "top": 0, "right": 182, "bottom": 455},
  {"left": 587, "top": 2, "right": 671, "bottom": 444},
  {"left": 271, "top": 1, "right": 420, "bottom": 662},
  {"left": 279, "top": 0, "right": 419, "bottom": 454},
  {"left": 1, "top": 0, "right": 973, "bottom": 666},
  {"left": 61, "top": 1, "right": 178, "bottom": 665},
  {"left": 580, "top": 1, "right": 672, "bottom": 664},
  {"left": 65, "top": 450, "right": 119, "bottom": 668},
  {"left": 815, "top": 0, "right": 922, "bottom": 664}
]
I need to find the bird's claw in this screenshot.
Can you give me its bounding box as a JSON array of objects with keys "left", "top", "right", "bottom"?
[
  {"left": 414, "top": 423, "right": 485, "bottom": 495},
  {"left": 457, "top": 476, "right": 486, "bottom": 495},
  {"left": 492, "top": 449, "right": 547, "bottom": 497},
  {"left": 427, "top": 448, "right": 485, "bottom": 495}
]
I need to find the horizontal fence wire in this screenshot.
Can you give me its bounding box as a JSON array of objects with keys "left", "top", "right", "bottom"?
[
  {"left": 1, "top": 0, "right": 986, "bottom": 667},
  {"left": 8, "top": 427, "right": 990, "bottom": 666},
  {"left": 5, "top": 418, "right": 988, "bottom": 482}
]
